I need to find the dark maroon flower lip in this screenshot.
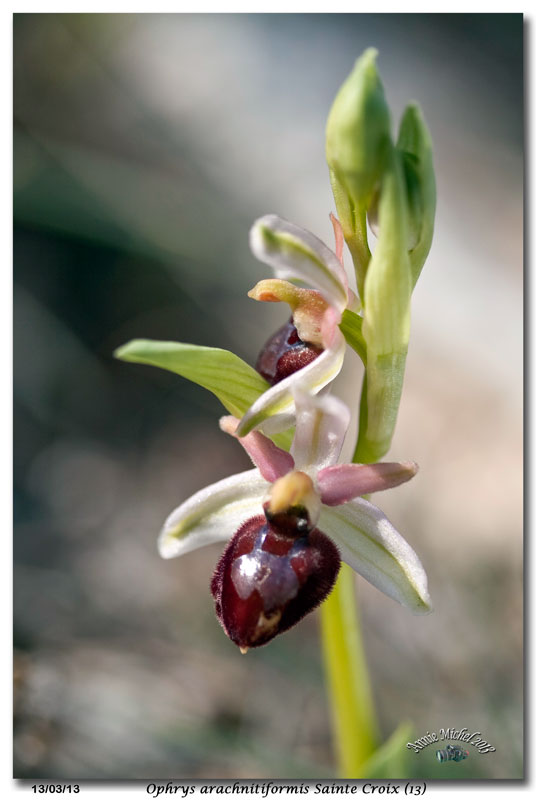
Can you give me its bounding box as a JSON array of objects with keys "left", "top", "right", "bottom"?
[
  {"left": 211, "top": 512, "right": 341, "bottom": 651},
  {"left": 255, "top": 317, "right": 323, "bottom": 386}
]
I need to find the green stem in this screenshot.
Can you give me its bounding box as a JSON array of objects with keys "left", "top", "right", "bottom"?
[
  {"left": 320, "top": 564, "right": 379, "bottom": 777},
  {"left": 321, "top": 364, "right": 386, "bottom": 778}
]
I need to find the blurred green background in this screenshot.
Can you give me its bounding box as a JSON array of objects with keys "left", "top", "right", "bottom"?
[{"left": 13, "top": 13, "right": 523, "bottom": 780}]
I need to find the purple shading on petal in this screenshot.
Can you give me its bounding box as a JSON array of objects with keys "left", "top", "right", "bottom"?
[
  {"left": 317, "top": 462, "right": 418, "bottom": 506},
  {"left": 220, "top": 416, "right": 294, "bottom": 483}
]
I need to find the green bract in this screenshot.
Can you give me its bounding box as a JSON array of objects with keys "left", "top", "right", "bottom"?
[
  {"left": 114, "top": 340, "right": 269, "bottom": 419},
  {"left": 357, "top": 148, "right": 412, "bottom": 463},
  {"left": 396, "top": 103, "right": 436, "bottom": 286},
  {"left": 114, "top": 340, "right": 294, "bottom": 450}
]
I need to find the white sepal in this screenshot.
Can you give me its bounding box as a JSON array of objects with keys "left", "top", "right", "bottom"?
[
  {"left": 158, "top": 469, "right": 267, "bottom": 559},
  {"left": 319, "top": 498, "right": 432, "bottom": 613},
  {"left": 250, "top": 214, "right": 348, "bottom": 314}
]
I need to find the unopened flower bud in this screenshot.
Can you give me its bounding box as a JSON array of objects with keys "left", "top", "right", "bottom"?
[{"left": 326, "top": 48, "right": 392, "bottom": 294}]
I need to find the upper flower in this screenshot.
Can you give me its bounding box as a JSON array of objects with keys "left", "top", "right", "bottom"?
[
  {"left": 235, "top": 213, "right": 358, "bottom": 438},
  {"left": 114, "top": 213, "right": 359, "bottom": 448},
  {"left": 159, "top": 387, "right": 431, "bottom": 650}
]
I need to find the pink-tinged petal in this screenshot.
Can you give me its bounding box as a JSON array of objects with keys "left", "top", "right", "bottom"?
[
  {"left": 291, "top": 387, "right": 351, "bottom": 472},
  {"left": 236, "top": 329, "right": 346, "bottom": 437},
  {"left": 317, "top": 461, "right": 419, "bottom": 506},
  {"left": 320, "top": 305, "right": 342, "bottom": 348},
  {"left": 319, "top": 498, "right": 432, "bottom": 613},
  {"left": 158, "top": 468, "right": 267, "bottom": 559},
  {"left": 219, "top": 416, "right": 295, "bottom": 483},
  {"left": 328, "top": 215, "right": 360, "bottom": 311},
  {"left": 329, "top": 212, "right": 345, "bottom": 269},
  {"left": 250, "top": 214, "right": 348, "bottom": 314}
]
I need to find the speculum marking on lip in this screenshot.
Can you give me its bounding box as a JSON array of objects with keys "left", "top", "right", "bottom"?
[{"left": 231, "top": 545, "right": 300, "bottom": 611}]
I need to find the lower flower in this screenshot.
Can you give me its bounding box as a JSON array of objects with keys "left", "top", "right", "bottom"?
[{"left": 159, "top": 389, "right": 432, "bottom": 651}]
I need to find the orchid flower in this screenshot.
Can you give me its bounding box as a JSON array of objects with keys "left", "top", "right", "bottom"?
[
  {"left": 159, "top": 388, "right": 431, "bottom": 651},
  {"left": 235, "top": 213, "right": 361, "bottom": 438}
]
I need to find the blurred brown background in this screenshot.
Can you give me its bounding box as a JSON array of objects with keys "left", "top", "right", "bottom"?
[{"left": 13, "top": 14, "right": 523, "bottom": 779}]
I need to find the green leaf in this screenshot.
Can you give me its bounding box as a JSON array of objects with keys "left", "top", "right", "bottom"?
[
  {"left": 360, "top": 722, "right": 414, "bottom": 779},
  {"left": 339, "top": 308, "right": 367, "bottom": 365},
  {"left": 397, "top": 103, "right": 436, "bottom": 287}
]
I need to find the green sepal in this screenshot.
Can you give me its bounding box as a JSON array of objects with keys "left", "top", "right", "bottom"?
[
  {"left": 397, "top": 103, "right": 436, "bottom": 287},
  {"left": 326, "top": 48, "right": 392, "bottom": 296},
  {"left": 339, "top": 308, "right": 367, "bottom": 365},
  {"left": 114, "top": 339, "right": 293, "bottom": 450}
]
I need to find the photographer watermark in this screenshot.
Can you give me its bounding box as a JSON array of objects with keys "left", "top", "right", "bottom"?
[
  {"left": 435, "top": 744, "right": 469, "bottom": 763},
  {"left": 406, "top": 727, "right": 496, "bottom": 761}
]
